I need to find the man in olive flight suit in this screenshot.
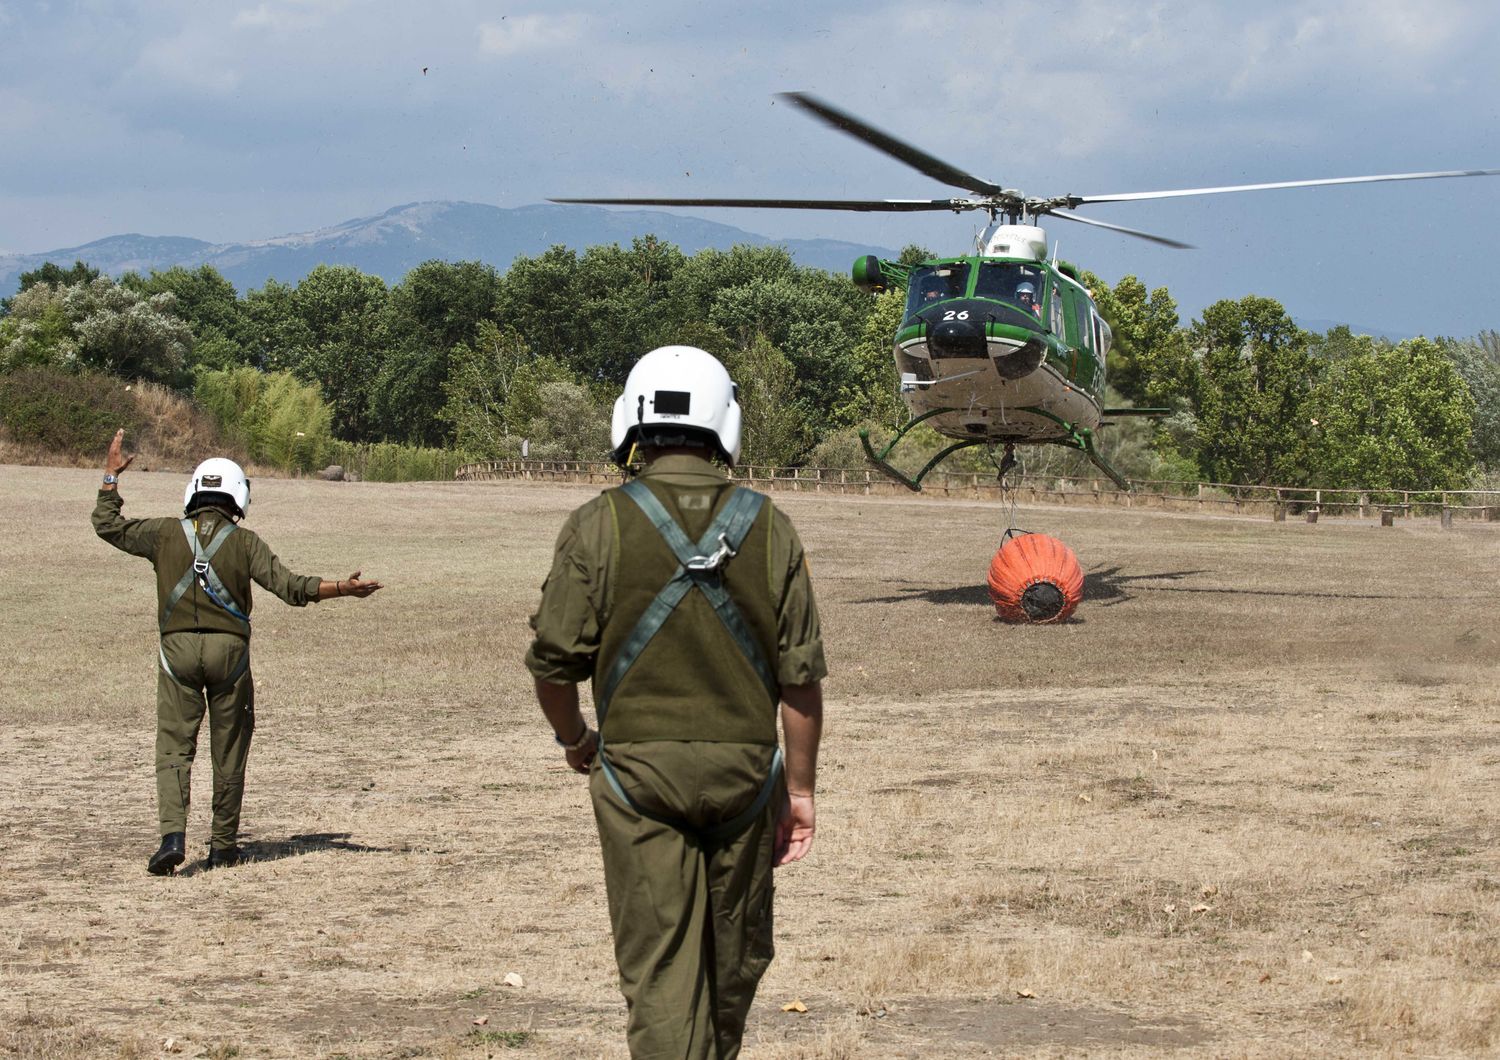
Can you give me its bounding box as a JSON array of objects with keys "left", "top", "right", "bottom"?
[
  {"left": 526, "top": 346, "right": 826, "bottom": 1059},
  {"left": 93, "top": 429, "right": 382, "bottom": 875}
]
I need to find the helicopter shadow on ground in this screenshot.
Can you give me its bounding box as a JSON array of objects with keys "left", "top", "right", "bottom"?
[
  {"left": 858, "top": 564, "right": 1422, "bottom": 614},
  {"left": 176, "top": 832, "right": 391, "bottom": 876},
  {"left": 855, "top": 567, "right": 1210, "bottom": 616}
]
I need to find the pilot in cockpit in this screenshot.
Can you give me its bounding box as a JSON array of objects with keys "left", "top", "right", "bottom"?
[{"left": 1015, "top": 281, "right": 1040, "bottom": 316}]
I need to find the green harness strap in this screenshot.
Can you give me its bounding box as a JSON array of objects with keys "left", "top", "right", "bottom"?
[
  {"left": 595, "top": 479, "right": 782, "bottom": 845},
  {"left": 159, "top": 518, "right": 251, "bottom": 696}
]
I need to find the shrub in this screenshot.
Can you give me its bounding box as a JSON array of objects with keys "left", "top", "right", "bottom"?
[
  {"left": 245, "top": 372, "right": 333, "bottom": 473},
  {"left": 195, "top": 367, "right": 334, "bottom": 473},
  {"left": 0, "top": 368, "right": 140, "bottom": 454},
  {"left": 329, "top": 441, "right": 472, "bottom": 482}
]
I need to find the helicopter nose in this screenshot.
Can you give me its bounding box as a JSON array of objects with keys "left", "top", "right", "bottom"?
[{"left": 925, "top": 309, "right": 986, "bottom": 359}]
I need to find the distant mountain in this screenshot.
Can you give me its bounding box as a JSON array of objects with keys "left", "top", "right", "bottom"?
[{"left": 0, "top": 201, "right": 895, "bottom": 295}]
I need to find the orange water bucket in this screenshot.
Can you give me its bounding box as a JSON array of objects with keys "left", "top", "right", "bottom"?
[{"left": 986, "top": 533, "right": 1084, "bottom": 623}]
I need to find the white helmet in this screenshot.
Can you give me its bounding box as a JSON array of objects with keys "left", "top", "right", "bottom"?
[
  {"left": 611, "top": 346, "right": 743, "bottom": 466},
  {"left": 184, "top": 458, "right": 251, "bottom": 518}
]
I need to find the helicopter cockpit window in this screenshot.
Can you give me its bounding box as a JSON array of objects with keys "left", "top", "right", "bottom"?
[
  {"left": 905, "top": 264, "right": 971, "bottom": 317},
  {"left": 975, "top": 263, "right": 1045, "bottom": 316}
]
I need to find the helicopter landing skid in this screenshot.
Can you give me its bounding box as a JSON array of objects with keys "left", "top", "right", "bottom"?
[
  {"left": 859, "top": 408, "right": 988, "bottom": 492},
  {"left": 1016, "top": 406, "right": 1132, "bottom": 491},
  {"left": 860, "top": 408, "right": 1131, "bottom": 493}
]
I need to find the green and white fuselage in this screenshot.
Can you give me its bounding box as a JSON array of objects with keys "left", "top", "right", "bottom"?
[{"left": 854, "top": 225, "right": 1123, "bottom": 488}]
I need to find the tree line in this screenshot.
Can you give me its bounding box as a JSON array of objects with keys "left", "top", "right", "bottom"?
[{"left": 1, "top": 242, "right": 1496, "bottom": 490}]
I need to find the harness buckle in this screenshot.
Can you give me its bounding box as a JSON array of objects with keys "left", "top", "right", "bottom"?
[
  {"left": 684, "top": 532, "right": 738, "bottom": 573},
  {"left": 193, "top": 559, "right": 210, "bottom": 575}
]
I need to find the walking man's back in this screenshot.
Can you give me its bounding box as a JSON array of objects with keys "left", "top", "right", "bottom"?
[{"left": 526, "top": 346, "right": 826, "bottom": 1058}]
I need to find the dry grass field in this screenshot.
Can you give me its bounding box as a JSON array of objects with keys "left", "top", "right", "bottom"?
[{"left": 2, "top": 464, "right": 1498, "bottom": 1059}]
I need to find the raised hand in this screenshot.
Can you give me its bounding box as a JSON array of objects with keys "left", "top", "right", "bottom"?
[{"left": 106, "top": 429, "right": 135, "bottom": 477}]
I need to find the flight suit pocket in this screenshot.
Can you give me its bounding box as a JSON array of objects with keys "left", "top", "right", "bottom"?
[{"left": 748, "top": 883, "right": 775, "bottom": 969}]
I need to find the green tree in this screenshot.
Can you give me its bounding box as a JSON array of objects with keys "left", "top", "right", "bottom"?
[
  {"left": 1092, "top": 274, "right": 1195, "bottom": 406},
  {"left": 2, "top": 260, "right": 101, "bottom": 314},
  {"left": 723, "top": 334, "right": 812, "bottom": 466},
  {"left": 1, "top": 283, "right": 78, "bottom": 370},
  {"left": 571, "top": 237, "right": 689, "bottom": 383},
  {"left": 238, "top": 279, "right": 313, "bottom": 371},
  {"left": 65, "top": 278, "right": 194, "bottom": 385},
  {"left": 831, "top": 288, "right": 905, "bottom": 428},
  {"left": 1307, "top": 324, "right": 1383, "bottom": 363},
  {"left": 706, "top": 267, "right": 868, "bottom": 434},
  {"left": 897, "top": 244, "right": 933, "bottom": 267},
  {"left": 439, "top": 321, "right": 573, "bottom": 457},
  {"left": 1310, "top": 338, "right": 1474, "bottom": 489},
  {"left": 370, "top": 260, "right": 505, "bottom": 446},
  {"left": 4, "top": 276, "right": 195, "bottom": 383},
  {"left": 522, "top": 380, "right": 612, "bottom": 460},
  {"left": 129, "top": 265, "right": 248, "bottom": 370},
  {"left": 1191, "top": 296, "right": 1318, "bottom": 485},
  {"left": 287, "top": 266, "right": 390, "bottom": 440},
  {"left": 494, "top": 245, "right": 586, "bottom": 369},
  {"left": 1438, "top": 334, "right": 1500, "bottom": 472},
  {"left": 496, "top": 237, "right": 691, "bottom": 387}
]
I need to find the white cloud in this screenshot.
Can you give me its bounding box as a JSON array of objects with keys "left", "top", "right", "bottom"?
[
  {"left": 133, "top": 32, "right": 242, "bottom": 94},
  {"left": 233, "top": 0, "right": 350, "bottom": 33},
  {"left": 478, "top": 14, "right": 587, "bottom": 57}
]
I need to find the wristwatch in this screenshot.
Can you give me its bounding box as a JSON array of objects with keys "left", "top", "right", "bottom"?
[
  {"left": 102, "top": 474, "right": 118, "bottom": 485},
  {"left": 554, "top": 725, "right": 594, "bottom": 751}
]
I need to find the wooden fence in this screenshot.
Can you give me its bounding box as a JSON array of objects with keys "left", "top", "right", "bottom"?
[{"left": 453, "top": 459, "right": 1500, "bottom": 524}]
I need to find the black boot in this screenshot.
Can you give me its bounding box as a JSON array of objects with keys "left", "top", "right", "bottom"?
[
  {"left": 148, "top": 832, "right": 186, "bottom": 876},
  {"left": 205, "top": 844, "right": 242, "bottom": 870}
]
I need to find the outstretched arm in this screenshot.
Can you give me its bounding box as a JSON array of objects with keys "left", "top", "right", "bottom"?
[
  {"left": 316, "top": 572, "right": 383, "bottom": 600},
  {"left": 775, "top": 681, "right": 823, "bottom": 867}
]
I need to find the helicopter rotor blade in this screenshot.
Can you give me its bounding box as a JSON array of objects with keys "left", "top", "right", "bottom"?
[
  {"left": 1047, "top": 210, "right": 1194, "bottom": 249},
  {"left": 776, "top": 92, "right": 1007, "bottom": 198},
  {"left": 1070, "top": 168, "right": 1500, "bottom": 205},
  {"left": 548, "top": 196, "right": 975, "bottom": 213}
]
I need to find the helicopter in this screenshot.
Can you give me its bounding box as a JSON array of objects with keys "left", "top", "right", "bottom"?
[{"left": 554, "top": 92, "right": 1500, "bottom": 491}]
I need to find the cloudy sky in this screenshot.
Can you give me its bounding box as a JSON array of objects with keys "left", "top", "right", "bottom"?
[{"left": 2, "top": 0, "right": 1497, "bottom": 335}]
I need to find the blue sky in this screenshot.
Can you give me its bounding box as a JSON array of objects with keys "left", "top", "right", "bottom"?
[{"left": 1, "top": 0, "right": 1497, "bottom": 336}]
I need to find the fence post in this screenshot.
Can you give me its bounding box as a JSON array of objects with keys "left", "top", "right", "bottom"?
[
  {"left": 1380, "top": 508, "right": 1395, "bottom": 528},
  {"left": 1440, "top": 506, "right": 1453, "bottom": 530},
  {"left": 1359, "top": 492, "right": 1370, "bottom": 518},
  {"left": 1306, "top": 508, "right": 1319, "bottom": 524}
]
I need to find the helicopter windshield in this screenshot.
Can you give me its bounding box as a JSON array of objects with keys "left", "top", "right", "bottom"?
[
  {"left": 975, "top": 262, "right": 1046, "bottom": 316},
  {"left": 905, "top": 263, "right": 971, "bottom": 316}
]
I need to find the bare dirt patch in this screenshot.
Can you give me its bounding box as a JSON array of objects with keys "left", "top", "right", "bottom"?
[{"left": 3, "top": 465, "right": 1499, "bottom": 1057}]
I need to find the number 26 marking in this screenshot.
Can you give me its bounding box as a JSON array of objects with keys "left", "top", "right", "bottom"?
[{"left": 942, "top": 310, "right": 970, "bottom": 321}]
